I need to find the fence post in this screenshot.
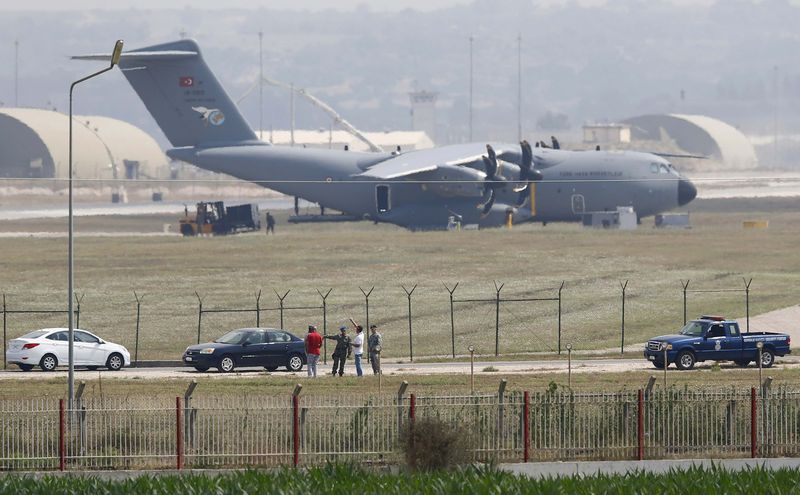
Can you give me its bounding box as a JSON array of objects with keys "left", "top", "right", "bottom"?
[
  {"left": 397, "top": 381, "right": 409, "bottom": 433},
  {"left": 523, "top": 391, "right": 530, "bottom": 462},
  {"left": 184, "top": 380, "right": 198, "bottom": 451},
  {"left": 292, "top": 384, "right": 302, "bottom": 467},
  {"left": 360, "top": 287, "right": 374, "bottom": 364},
  {"left": 637, "top": 389, "right": 644, "bottom": 460},
  {"left": 74, "top": 292, "right": 83, "bottom": 329},
  {"left": 317, "top": 289, "right": 333, "bottom": 365},
  {"left": 620, "top": 280, "right": 628, "bottom": 355},
  {"left": 176, "top": 396, "right": 183, "bottom": 470},
  {"left": 195, "top": 292, "right": 203, "bottom": 345},
  {"left": 494, "top": 281, "right": 505, "bottom": 357},
  {"left": 681, "top": 280, "right": 690, "bottom": 325},
  {"left": 497, "top": 379, "right": 507, "bottom": 452},
  {"left": 743, "top": 278, "right": 752, "bottom": 333},
  {"left": 444, "top": 283, "right": 459, "bottom": 359},
  {"left": 75, "top": 381, "right": 86, "bottom": 456},
  {"left": 255, "top": 289, "right": 262, "bottom": 327},
  {"left": 557, "top": 281, "right": 564, "bottom": 355},
  {"left": 133, "top": 291, "right": 144, "bottom": 367},
  {"left": 59, "top": 398, "right": 66, "bottom": 471},
  {"left": 401, "top": 284, "right": 417, "bottom": 362},
  {"left": 275, "top": 289, "right": 291, "bottom": 329},
  {"left": 751, "top": 386, "right": 757, "bottom": 458},
  {"left": 2, "top": 293, "right": 6, "bottom": 370}
]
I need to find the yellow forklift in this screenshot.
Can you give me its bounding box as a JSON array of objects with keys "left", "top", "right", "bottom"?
[{"left": 179, "top": 201, "right": 261, "bottom": 236}]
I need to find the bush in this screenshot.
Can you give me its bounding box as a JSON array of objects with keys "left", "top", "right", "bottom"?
[{"left": 399, "top": 417, "right": 472, "bottom": 471}]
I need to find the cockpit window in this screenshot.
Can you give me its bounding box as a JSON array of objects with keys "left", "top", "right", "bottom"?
[
  {"left": 660, "top": 164, "right": 670, "bottom": 174},
  {"left": 650, "top": 163, "right": 659, "bottom": 174}
]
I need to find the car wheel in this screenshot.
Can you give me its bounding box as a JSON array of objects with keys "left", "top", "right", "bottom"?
[
  {"left": 287, "top": 354, "right": 303, "bottom": 372},
  {"left": 40, "top": 354, "right": 58, "bottom": 372},
  {"left": 652, "top": 361, "right": 665, "bottom": 369},
  {"left": 734, "top": 360, "right": 750, "bottom": 367},
  {"left": 194, "top": 366, "right": 210, "bottom": 372},
  {"left": 265, "top": 366, "right": 279, "bottom": 372},
  {"left": 676, "top": 351, "right": 695, "bottom": 371},
  {"left": 760, "top": 349, "right": 775, "bottom": 368},
  {"left": 218, "top": 355, "right": 235, "bottom": 373},
  {"left": 106, "top": 353, "right": 124, "bottom": 371},
  {"left": 18, "top": 364, "right": 33, "bottom": 372}
]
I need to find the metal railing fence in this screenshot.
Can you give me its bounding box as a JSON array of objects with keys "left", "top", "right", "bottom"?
[{"left": 3, "top": 388, "right": 800, "bottom": 471}]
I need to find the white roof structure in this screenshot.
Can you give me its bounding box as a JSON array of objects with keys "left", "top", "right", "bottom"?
[
  {"left": 0, "top": 108, "right": 169, "bottom": 179},
  {"left": 624, "top": 114, "right": 758, "bottom": 169},
  {"left": 259, "top": 129, "right": 434, "bottom": 152}
]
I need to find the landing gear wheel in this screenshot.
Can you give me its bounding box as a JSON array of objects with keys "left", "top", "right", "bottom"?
[
  {"left": 287, "top": 354, "right": 303, "bottom": 372},
  {"left": 194, "top": 366, "right": 210, "bottom": 372},
  {"left": 40, "top": 354, "right": 58, "bottom": 372},
  {"left": 218, "top": 355, "right": 235, "bottom": 373},
  {"left": 760, "top": 349, "right": 774, "bottom": 368},
  {"left": 18, "top": 364, "right": 33, "bottom": 372},
  {"left": 106, "top": 353, "right": 124, "bottom": 371},
  {"left": 676, "top": 351, "right": 695, "bottom": 371}
]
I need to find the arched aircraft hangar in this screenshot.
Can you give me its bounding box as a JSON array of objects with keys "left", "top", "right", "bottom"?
[
  {"left": 624, "top": 114, "right": 758, "bottom": 170},
  {"left": 0, "top": 108, "right": 168, "bottom": 179}
]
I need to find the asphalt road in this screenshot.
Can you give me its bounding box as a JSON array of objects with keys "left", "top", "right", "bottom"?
[{"left": 2, "top": 356, "right": 798, "bottom": 379}]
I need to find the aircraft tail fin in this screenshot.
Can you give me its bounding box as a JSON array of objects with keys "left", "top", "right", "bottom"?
[{"left": 75, "top": 39, "right": 258, "bottom": 148}]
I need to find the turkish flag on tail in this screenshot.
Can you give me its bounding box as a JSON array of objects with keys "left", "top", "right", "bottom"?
[{"left": 179, "top": 76, "right": 194, "bottom": 87}]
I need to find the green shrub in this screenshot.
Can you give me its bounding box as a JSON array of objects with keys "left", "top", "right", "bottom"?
[{"left": 399, "top": 417, "right": 472, "bottom": 471}]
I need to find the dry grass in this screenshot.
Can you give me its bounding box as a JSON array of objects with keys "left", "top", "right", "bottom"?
[{"left": 1, "top": 198, "right": 800, "bottom": 362}]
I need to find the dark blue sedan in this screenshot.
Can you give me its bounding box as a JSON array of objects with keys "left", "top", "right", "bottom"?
[{"left": 183, "top": 328, "right": 306, "bottom": 373}]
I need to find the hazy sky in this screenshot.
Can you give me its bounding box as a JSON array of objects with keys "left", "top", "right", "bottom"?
[{"left": 0, "top": 0, "right": 721, "bottom": 11}]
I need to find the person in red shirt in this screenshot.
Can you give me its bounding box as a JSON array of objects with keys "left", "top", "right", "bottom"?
[{"left": 305, "top": 325, "right": 323, "bottom": 378}]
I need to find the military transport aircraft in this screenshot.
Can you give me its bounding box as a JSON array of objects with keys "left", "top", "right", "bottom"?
[{"left": 76, "top": 39, "right": 697, "bottom": 230}]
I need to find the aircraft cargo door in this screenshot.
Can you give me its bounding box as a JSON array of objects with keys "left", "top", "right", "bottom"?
[{"left": 376, "top": 185, "right": 391, "bottom": 213}]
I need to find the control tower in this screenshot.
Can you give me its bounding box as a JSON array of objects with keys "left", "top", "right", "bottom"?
[{"left": 409, "top": 90, "right": 438, "bottom": 144}]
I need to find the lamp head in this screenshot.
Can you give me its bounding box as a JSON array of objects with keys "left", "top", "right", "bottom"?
[
  {"left": 468, "top": 345, "right": 475, "bottom": 353},
  {"left": 566, "top": 343, "right": 572, "bottom": 351},
  {"left": 756, "top": 341, "right": 764, "bottom": 349},
  {"left": 110, "top": 40, "right": 124, "bottom": 67}
]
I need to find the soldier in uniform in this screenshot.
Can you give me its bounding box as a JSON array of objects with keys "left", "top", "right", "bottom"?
[{"left": 325, "top": 326, "right": 352, "bottom": 376}]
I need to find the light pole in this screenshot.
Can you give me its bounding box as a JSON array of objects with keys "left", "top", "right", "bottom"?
[
  {"left": 68, "top": 40, "right": 123, "bottom": 411},
  {"left": 756, "top": 341, "right": 764, "bottom": 392},
  {"left": 566, "top": 343, "right": 572, "bottom": 388},
  {"left": 468, "top": 345, "right": 475, "bottom": 394}
]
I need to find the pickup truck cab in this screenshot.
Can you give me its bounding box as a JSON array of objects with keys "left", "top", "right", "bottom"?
[{"left": 643, "top": 315, "right": 791, "bottom": 370}]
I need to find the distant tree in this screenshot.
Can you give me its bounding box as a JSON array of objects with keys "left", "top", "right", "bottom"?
[{"left": 536, "top": 111, "right": 571, "bottom": 131}]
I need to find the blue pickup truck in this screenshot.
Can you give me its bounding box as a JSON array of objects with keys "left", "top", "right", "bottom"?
[{"left": 643, "top": 315, "right": 791, "bottom": 370}]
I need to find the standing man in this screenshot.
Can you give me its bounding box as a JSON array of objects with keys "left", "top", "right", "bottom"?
[
  {"left": 351, "top": 324, "right": 364, "bottom": 377},
  {"left": 368, "top": 324, "right": 383, "bottom": 375},
  {"left": 304, "top": 325, "right": 322, "bottom": 378},
  {"left": 325, "top": 326, "right": 351, "bottom": 376},
  {"left": 265, "top": 211, "right": 275, "bottom": 234}
]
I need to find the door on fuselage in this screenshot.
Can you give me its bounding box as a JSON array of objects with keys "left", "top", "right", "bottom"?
[
  {"left": 571, "top": 194, "right": 585, "bottom": 215},
  {"left": 376, "top": 185, "right": 391, "bottom": 213}
]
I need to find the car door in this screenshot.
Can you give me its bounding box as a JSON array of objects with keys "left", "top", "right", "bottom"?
[
  {"left": 239, "top": 331, "right": 267, "bottom": 367},
  {"left": 74, "top": 330, "right": 105, "bottom": 365},
  {"left": 697, "top": 324, "right": 725, "bottom": 361},
  {"left": 45, "top": 331, "right": 69, "bottom": 364},
  {"left": 720, "top": 323, "right": 743, "bottom": 361},
  {"left": 266, "top": 331, "right": 292, "bottom": 367}
]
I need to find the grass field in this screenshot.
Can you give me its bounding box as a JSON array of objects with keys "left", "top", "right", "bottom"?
[
  {"left": 1, "top": 465, "right": 799, "bottom": 494},
  {"left": 1, "top": 197, "right": 799, "bottom": 362},
  {"left": 1, "top": 365, "right": 796, "bottom": 400}
]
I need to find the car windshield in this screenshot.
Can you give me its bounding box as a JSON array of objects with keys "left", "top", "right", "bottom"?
[
  {"left": 679, "top": 321, "right": 709, "bottom": 336},
  {"left": 215, "top": 330, "right": 250, "bottom": 345},
  {"left": 20, "top": 330, "right": 48, "bottom": 339}
]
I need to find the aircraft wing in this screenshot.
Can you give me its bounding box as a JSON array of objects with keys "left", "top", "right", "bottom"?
[{"left": 357, "top": 143, "right": 517, "bottom": 180}]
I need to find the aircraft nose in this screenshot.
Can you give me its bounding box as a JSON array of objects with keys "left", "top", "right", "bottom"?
[{"left": 678, "top": 178, "right": 697, "bottom": 206}]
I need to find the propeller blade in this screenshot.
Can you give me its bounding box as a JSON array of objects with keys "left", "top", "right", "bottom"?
[{"left": 479, "top": 188, "right": 496, "bottom": 216}]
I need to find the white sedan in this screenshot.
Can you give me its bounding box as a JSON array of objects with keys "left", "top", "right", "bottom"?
[{"left": 5, "top": 328, "right": 131, "bottom": 372}]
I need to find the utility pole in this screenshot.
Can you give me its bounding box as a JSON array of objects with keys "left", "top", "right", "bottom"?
[
  {"left": 14, "top": 39, "right": 19, "bottom": 106},
  {"left": 290, "top": 82, "right": 295, "bottom": 147},
  {"left": 517, "top": 34, "right": 522, "bottom": 142},
  {"left": 258, "top": 31, "right": 264, "bottom": 142},
  {"left": 469, "top": 36, "right": 474, "bottom": 142},
  {"left": 773, "top": 65, "right": 779, "bottom": 167}
]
